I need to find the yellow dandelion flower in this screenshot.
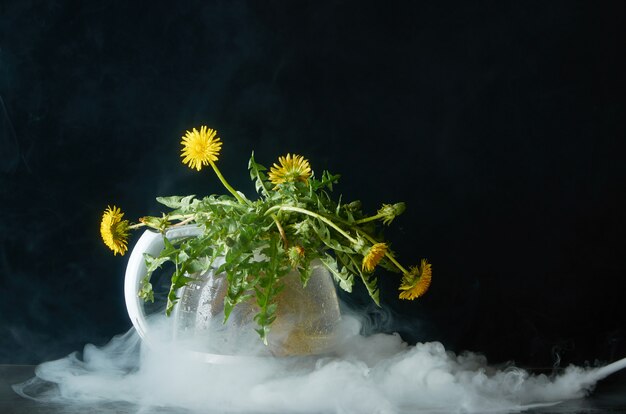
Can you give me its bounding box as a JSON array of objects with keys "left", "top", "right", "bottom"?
[
  {"left": 399, "top": 259, "right": 432, "bottom": 300},
  {"left": 180, "top": 126, "right": 222, "bottom": 171},
  {"left": 268, "top": 154, "right": 312, "bottom": 185},
  {"left": 100, "top": 205, "right": 130, "bottom": 256},
  {"left": 362, "top": 242, "right": 388, "bottom": 272}
]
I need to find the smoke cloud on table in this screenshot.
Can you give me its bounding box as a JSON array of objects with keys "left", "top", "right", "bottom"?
[{"left": 14, "top": 311, "right": 626, "bottom": 414}]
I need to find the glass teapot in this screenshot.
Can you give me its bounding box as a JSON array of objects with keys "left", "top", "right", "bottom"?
[{"left": 124, "top": 225, "right": 342, "bottom": 362}]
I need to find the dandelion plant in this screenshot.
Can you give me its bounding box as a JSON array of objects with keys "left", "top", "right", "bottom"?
[{"left": 100, "top": 126, "right": 432, "bottom": 343}]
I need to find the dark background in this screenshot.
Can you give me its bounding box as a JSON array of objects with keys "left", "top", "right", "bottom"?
[{"left": 0, "top": 1, "right": 624, "bottom": 369}]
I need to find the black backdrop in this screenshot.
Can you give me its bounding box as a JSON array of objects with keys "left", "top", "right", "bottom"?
[{"left": 1, "top": 1, "right": 625, "bottom": 368}]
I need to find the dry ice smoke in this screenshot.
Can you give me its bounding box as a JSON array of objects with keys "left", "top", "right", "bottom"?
[{"left": 14, "top": 313, "right": 626, "bottom": 414}]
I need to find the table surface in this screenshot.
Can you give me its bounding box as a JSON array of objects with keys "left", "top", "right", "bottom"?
[
  {"left": 2, "top": 365, "right": 626, "bottom": 414},
  {"left": 1, "top": 365, "right": 184, "bottom": 414}
]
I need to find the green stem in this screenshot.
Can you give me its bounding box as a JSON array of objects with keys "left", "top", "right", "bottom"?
[
  {"left": 322, "top": 212, "right": 410, "bottom": 275},
  {"left": 355, "top": 213, "right": 384, "bottom": 225},
  {"left": 129, "top": 213, "right": 195, "bottom": 230},
  {"left": 209, "top": 200, "right": 248, "bottom": 209},
  {"left": 169, "top": 213, "right": 194, "bottom": 221},
  {"left": 170, "top": 216, "right": 196, "bottom": 227},
  {"left": 271, "top": 214, "right": 288, "bottom": 246},
  {"left": 266, "top": 205, "right": 358, "bottom": 244},
  {"left": 209, "top": 160, "right": 249, "bottom": 205}
]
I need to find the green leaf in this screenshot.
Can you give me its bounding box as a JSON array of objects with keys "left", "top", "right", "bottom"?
[
  {"left": 166, "top": 289, "right": 178, "bottom": 316},
  {"left": 341, "top": 252, "right": 380, "bottom": 306},
  {"left": 335, "top": 194, "right": 343, "bottom": 216},
  {"left": 140, "top": 215, "right": 168, "bottom": 231},
  {"left": 319, "top": 254, "right": 354, "bottom": 292},
  {"left": 338, "top": 252, "right": 379, "bottom": 305},
  {"left": 298, "top": 260, "right": 313, "bottom": 287},
  {"left": 359, "top": 271, "right": 380, "bottom": 306},
  {"left": 310, "top": 220, "right": 355, "bottom": 253},
  {"left": 223, "top": 297, "right": 234, "bottom": 322},
  {"left": 156, "top": 195, "right": 190, "bottom": 209},
  {"left": 143, "top": 254, "right": 169, "bottom": 275},
  {"left": 187, "top": 256, "right": 214, "bottom": 274},
  {"left": 138, "top": 276, "right": 154, "bottom": 303},
  {"left": 156, "top": 195, "right": 198, "bottom": 214},
  {"left": 178, "top": 250, "right": 190, "bottom": 263},
  {"left": 255, "top": 327, "right": 270, "bottom": 345},
  {"left": 248, "top": 151, "right": 270, "bottom": 196},
  {"left": 161, "top": 236, "right": 178, "bottom": 257}
]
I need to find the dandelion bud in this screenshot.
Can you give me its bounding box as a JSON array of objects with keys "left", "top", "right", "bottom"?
[
  {"left": 288, "top": 245, "right": 306, "bottom": 268},
  {"left": 378, "top": 202, "right": 406, "bottom": 225},
  {"left": 345, "top": 200, "right": 362, "bottom": 211}
]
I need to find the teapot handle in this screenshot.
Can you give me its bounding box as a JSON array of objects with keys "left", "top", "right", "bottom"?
[{"left": 124, "top": 225, "right": 203, "bottom": 339}]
